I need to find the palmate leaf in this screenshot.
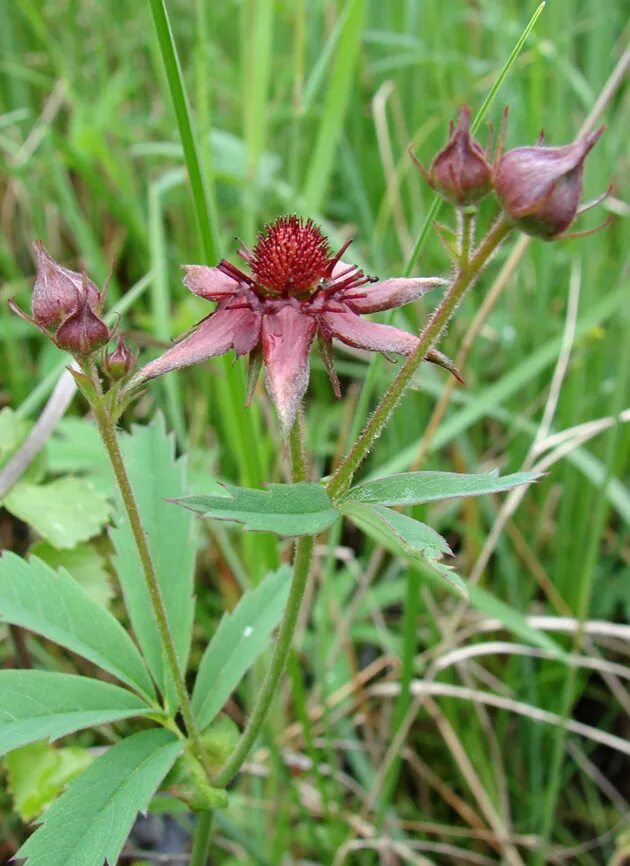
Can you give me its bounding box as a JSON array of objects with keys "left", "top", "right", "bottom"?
[
  {"left": 7, "top": 741, "right": 93, "bottom": 822},
  {"left": 341, "top": 501, "right": 467, "bottom": 597},
  {"left": 3, "top": 477, "right": 112, "bottom": 549},
  {"left": 193, "top": 566, "right": 291, "bottom": 729},
  {"left": 110, "top": 414, "right": 196, "bottom": 711},
  {"left": 175, "top": 482, "right": 340, "bottom": 536},
  {"left": 0, "top": 671, "right": 153, "bottom": 756},
  {"left": 343, "top": 469, "right": 540, "bottom": 507},
  {"left": 16, "top": 729, "right": 182, "bottom": 866},
  {"left": 0, "top": 552, "right": 155, "bottom": 702}
]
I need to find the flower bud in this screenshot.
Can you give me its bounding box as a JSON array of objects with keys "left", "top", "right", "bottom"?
[
  {"left": 31, "top": 241, "right": 101, "bottom": 327},
  {"left": 494, "top": 127, "right": 604, "bottom": 239},
  {"left": 417, "top": 106, "right": 493, "bottom": 206},
  {"left": 103, "top": 336, "right": 135, "bottom": 380},
  {"left": 55, "top": 292, "right": 109, "bottom": 355}
]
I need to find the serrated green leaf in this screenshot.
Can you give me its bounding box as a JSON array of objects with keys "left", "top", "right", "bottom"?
[
  {"left": 110, "top": 414, "right": 195, "bottom": 710},
  {"left": 16, "top": 729, "right": 183, "bottom": 866},
  {"left": 0, "top": 671, "right": 153, "bottom": 756},
  {"left": 3, "top": 477, "right": 112, "bottom": 548},
  {"left": 341, "top": 500, "right": 467, "bottom": 598},
  {"left": 7, "top": 741, "right": 93, "bottom": 821},
  {"left": 0, "top": 552, "right": 155, "bottom": 701},
  {"left": 344, "top": 469, "right": 539, "bottom": 507},
  {"left": 175, "top": 482, "right": 339, "bottom": 536},
  {"left": 30, "top": 541, "right": 113, "bottom": 608},
  {"left": 192, "top": 566, "right": 291, "bottom": 729}
]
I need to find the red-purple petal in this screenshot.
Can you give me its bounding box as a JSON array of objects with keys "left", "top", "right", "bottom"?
[
  {"left": 343, "top": 277, "right": 447, "bottom": 313},
  {"left": 262, "top": 306, "right": 316, "bottom": 432},
  {"left": 183, "top": 265, "right": 241, "bottom": 299},
  {"left": 321, "top": 306, "right": 419, "bottom": 355},
  {"left": 138, "top": 306, "right": 261, "bottom": 381}
]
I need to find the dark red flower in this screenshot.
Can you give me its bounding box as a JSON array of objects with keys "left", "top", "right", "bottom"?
[
  {"left": 495, "top": 127, "right": 605, "bottom": 239},
  {"left": 136, "top": 216, "right": 452, "bottom": 431},
  {"left": 9, "top": 242, "right": 109, "bottom": 357},
  {"left": 31, "top": 241, "right": 101, "bottom": 327},
  {"left": 411, "top": 106, "right": 493, "bottom": 207}
]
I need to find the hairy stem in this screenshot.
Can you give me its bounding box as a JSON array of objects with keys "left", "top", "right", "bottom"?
[
  {"left": 213, "top": 421, "right": 314, "bottom": 787},
  {"left": 89, "top": 373, "right": 212, "bottom": 781},
  {"left": 327, "top": 214, "right": 513, "bottom": 500}
]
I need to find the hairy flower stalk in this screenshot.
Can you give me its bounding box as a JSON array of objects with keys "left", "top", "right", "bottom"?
[
  {"left": 132, "top": 215, "right": 460, "bottom": 432},
  {"left": 327, "top": 215, "right": 515, "bottom": 500}
]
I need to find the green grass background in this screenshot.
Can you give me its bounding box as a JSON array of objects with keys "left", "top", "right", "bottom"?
[{"left": 0, "top": 0, "right": 628, "bottom": 863}]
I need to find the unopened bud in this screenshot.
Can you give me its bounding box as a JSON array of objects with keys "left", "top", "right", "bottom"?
[
  {"left": 104, "top": 336, "right": 135, "bottom": 380},
  {"left": 55, "top": 292, "right": 109, "bottom": 355},
  {"left": 494, "top": 127, "right": 605, "bottom": 239},
  {"left": 414, "top": 106, "right": 493, "bottom": 206},
  {"left": 32, "top": 241, "right": 100, "bottom": 327}
]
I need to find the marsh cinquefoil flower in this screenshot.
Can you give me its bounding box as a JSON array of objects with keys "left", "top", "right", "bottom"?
[
  {"left": 9, "top": 241, "right": 110, "bottom": 356},
  {"left": 136, "top": 216, "right": 457, "bottom": 431},
  {"left": 495, "top": 127, "right": 605, "bottom": 239},
  {"left": 410, "top": 106, "right": 493, "bottom": 207}
]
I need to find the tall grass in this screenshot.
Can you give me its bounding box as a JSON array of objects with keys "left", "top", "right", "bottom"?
[{"left": 0, "top": 0, "right": 628, "bottom": 862}]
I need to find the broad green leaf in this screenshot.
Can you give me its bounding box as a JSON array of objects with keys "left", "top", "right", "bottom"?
[
  {"left": 0, "top": 552, "right": 155, "bottom": 701},
  {"left": 467, "top": 585, "right": 564, "bottom": 655},
  {"left": 341, "top": 500, "right": 467, "bottom": 597},
  {"left": 344, "top": 469, "right": 539, "bottom": 507},
  {"left": 0, "top": 671, "right": 152, "bottom": 756},
  {"left": 7, "top": 741, "right": 93, "bottom": 821},
  {"left": 3, "top": 477, "right": 112, "bottom": 548},
  {"left": 175, "top": 482, "right": 340, "bottom": 536},
  {"left": 110, "top": 414, "right": 196, "bottom": 710},
  {"left": 193, "top": 566, "right": 291, "bottom": 729},
  {"left": 16, "top": 729, "right": 183, "bottom": 866},
  {"left": 30, "top": 541, "right": 113, "bottom": 608}
]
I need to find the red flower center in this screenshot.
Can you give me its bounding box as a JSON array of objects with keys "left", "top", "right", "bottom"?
[{"left": 250, "top": 216, "right": 332, "bottom": 296}]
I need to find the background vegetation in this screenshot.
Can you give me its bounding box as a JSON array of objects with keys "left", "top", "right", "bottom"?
[{"left": 0, "top": 0, "right": 628, "bottom": 863}]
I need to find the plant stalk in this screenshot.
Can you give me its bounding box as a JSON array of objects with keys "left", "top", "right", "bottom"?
[
  {"left": 190, "top": 810, "right": 214, "bottom": 866},
  {"left": 213, "top": 421, "right": 314, "bottom": 787},
  {"left": 90, "top": 382, "right": 212, "bottom": 781},
  {"left": 327, "top": 214, "right": 513, "bottom": 500}
]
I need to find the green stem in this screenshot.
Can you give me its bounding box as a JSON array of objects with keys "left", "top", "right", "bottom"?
[
  {"left": 213, "top": 421, "right": 314, "bottom": 787},
  {"left": 89, "top": 378, "right": 213, "bottom": 782},
  {"left": 147, "top": 0, "right": 220, "bottom": 262},
  {"left": 326, "top": 215, "right": 513, "bottom": 501},
  {"left": 190, "top": 810, "right": 214, "bottom": 866}
]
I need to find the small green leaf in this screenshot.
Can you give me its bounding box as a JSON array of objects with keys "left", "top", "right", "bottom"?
[
  {"left": 192, "top": 566, "right": 291, "bottom": 729},
  {"left": 0, "top": 671, "right": 153, "bottom": 756},
  {"left": 344, "top": 469, "right": 539, "bottom": 507},
  {"left": 0, "top": 552, "right": 155, "bottom": 701},
  {"left": 7, "top": 741, "right": 93, "bottom": 821},
  {"left": 30, "top": 541, "right": 113, "bottom": 608},
  {"left": 16, "top": 729, "right": 183, "bottom": 866},
  {"left": 175, "top": 482, "right": 339, "bottom": 536},
  {"left": 341, "top": 500, "right": 467, "bottom": 598},
  {"left": 3, "top": 477, "right": 112, "bottom": 548},
  {"left": 110, "top": 414, "right": 196, "bottom": 711}
]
